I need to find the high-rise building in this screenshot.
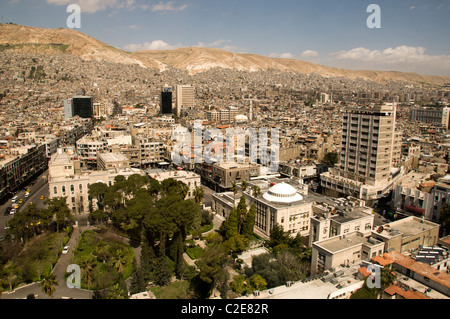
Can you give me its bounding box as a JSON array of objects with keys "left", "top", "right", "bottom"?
[
  {"left": 64, "top": 96, "right": 93, "bottom": 120},
  {"left": 160, "top": 87, "right": 173, "bottom": 115},
  {"left": 320, "top": 104, "right": 403, "bottom": 205},
  {"left": 176, "top": 85, "right": 195, "bottom": 117}
]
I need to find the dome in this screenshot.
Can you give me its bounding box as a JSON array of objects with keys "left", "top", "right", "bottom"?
[
  {"left": 234, "top": 114, "right": 248, "bottom": 122},
  {"left": 262, "top": 182, "right": 303, "bottom": 203}
]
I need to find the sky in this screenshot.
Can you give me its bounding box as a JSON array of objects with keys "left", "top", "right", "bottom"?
[{"left": 2, "top": 0, "right": 450, "bottom": 76}]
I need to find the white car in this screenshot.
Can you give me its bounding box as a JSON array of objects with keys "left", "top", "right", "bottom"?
[
  {"left": 10, "top": 208, "right": 16, "bottom": 214},
  {"left": 62, "top": 246, "right": 70, "bottom": 254}
]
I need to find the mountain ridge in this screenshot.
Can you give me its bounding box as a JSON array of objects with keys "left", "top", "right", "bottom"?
[{"left": 1, "top": 23, "right": 449, "bottom": 86}]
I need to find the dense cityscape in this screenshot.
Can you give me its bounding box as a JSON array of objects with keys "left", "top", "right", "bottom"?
[{"left": 0, "top": 3, "right": 450, "bottom": 307}]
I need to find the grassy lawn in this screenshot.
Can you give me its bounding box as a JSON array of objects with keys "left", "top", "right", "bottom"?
[
  {"left": 71, "top": 230, "right": 135, "bottom": 290},
  {"left": 1, "top": 232, "right": 66, "bottom": 291},
  {"left": 150, "top": 280, "right": 192, "bottom": 299},
  {"left": 185, "top": 245, "right": 204, "bottom": 260}
]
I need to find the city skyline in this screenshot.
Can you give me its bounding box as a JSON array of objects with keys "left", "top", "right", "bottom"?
[{"left": 2, "top": 0, "right": 450, "bottom": 76}]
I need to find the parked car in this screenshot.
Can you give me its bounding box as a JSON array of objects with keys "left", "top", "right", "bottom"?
[
  {"left": 62, "top": 246, "right": 70, "bottom": 254},
  {"left": 4, "top": 207, "right": 12, "bottom": 216}
]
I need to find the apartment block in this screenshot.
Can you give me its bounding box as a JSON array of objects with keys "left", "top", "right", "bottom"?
[
  {"left": 410, "top": 106, "right": 450, "bottom": 129},
  {"left": 321, "top": 104, "right": 404, "bottom": 205}
]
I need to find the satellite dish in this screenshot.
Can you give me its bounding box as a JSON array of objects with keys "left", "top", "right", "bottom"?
[{"left": 377, "top": 226, "right": 384, "bottom": 233}]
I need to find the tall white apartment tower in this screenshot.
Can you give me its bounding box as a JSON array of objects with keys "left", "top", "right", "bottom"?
[
  {"left": 320, "top": 104, "right": 403, "bottom": 205},
  {"left": 176, "top": 85, "right": 195, "bottom": 117}
]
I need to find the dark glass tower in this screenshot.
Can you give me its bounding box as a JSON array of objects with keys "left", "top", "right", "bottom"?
[
  {"left": 72, "top": 96, "right": 93, "bottom": 118},
  {"left": 161, "top": 88, "right": 172, "bottom": 114}
]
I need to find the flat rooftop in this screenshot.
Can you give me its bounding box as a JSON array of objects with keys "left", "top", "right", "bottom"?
[
  {"left": 314, "top": 232, "right": 383, "bottom": 254},
  {"left": 98, "top": 152, "right": 128, "bottom": 162},
  {"left": 376, "top": 216, "right": 439, "bottom": 239}
]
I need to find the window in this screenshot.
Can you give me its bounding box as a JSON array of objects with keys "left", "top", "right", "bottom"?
[
  {"left": 54, "top": 186, "right": 57, "bottom": 194},
  {"left": 62, "top": 186, "right": 66, "bottom": 195}
]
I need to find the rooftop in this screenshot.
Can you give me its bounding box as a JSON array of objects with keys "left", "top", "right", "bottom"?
[
  {"left": 387, "top": 251, "right": 450, "bottom": 290},
  {"left": 374, "top": 216, "right": 439, "bottom": 239},
  {"left": 314, "top": 231, "right": 383, "bottom": 254}
]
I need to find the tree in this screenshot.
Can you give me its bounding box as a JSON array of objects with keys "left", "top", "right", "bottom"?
[
  {"left": 237, "top": 196, "right": 248, "bottom": 234},
  {"left": 250, "top": 274, "right": 267, "bottom": 291},
  {"left": 193, "top": 186, "right": 204, "bottom": 204},
  {"left": 45, "top": 197, "right": 72, "bottom": 233},
  {"left": 90, "top": 209, "right": 107, "bottom": 225},
  {"left": 81, "top": 255, "right": 96, "bottom": 292},
  {"left": 380, "top": 264, "right": 396, "bottom": 292},
  {"left": 88, "top": 182, "right": 109, "bottom": 211},
  {"left": 241, "top": 180, "right": 248, "bottom": 192},
  {"left": 231, "top": 182, "right": 238, "bottom": 205},
  {"left": 39, "top": 272, "right": 58, "bottom": 297},
  {"left": 440, "top": 204, "right": 450, "bottom": 236},
  {"left": 196, "top": 242, "right": 229, "bottom": 287},
  {"left": 241, "top": 203, "right": 256, "bottom": 239},
  {"left": 220, "top": 207, "right": 239, "bottom": 240},
  {"left": 322, "top": 152, "right": 339, "bottom": 168},
  {"left": 251, "top": 185, "right": 261, "bottom": 198}
]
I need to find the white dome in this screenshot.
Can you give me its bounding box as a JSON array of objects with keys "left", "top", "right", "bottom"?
[
  {"left": 235, "top": 114, "right": 248, "bottom": 121},
  {"left": 262, "top": 182, "right": 303, "bottom": 203}
]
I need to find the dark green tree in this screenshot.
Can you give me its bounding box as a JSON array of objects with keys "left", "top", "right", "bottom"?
[
  {"left": 241, "top": 203, "right": 256, "bottom": 239},
  {"left": 322, "top": 152, "right": 339, "bottom": 167}
]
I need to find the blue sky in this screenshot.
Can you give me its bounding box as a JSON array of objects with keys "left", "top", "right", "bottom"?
[{"left": 2, "top": 0, "right": 450, "bottom": 76}]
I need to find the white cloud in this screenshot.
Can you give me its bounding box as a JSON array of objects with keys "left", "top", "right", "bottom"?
[
  {"left": 300, "top": 50, "right": 319, "bottom": 58},
  {"left": 196, "top": 39, "right": 230, "bottom": 48},
  {"left": 128, "top": 24, "right": 141, "bottom": 30},
  {"left": 124, "top": 40, "right": 181, "bottom": 51},
  {"left": 269, "top": 52, "right": 294, "bottom": 59},
  {"left": 151, "top": 1, "right": 188, "bottom": 13},
  {"left": 47, "top": 0, "right": 121, "bottom": 13},
  {"left": 409, "top": 6, "right": 415, "bottom": 10},
  {"left": 329, "top": 45, "right": 450, "bottom": 75},
  {"left": 46, "top": 0, "right": 143, "bottom": 13}
]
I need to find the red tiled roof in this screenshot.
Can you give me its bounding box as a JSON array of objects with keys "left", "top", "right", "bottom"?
[
  {"left": 386, "top": 251, "right": 450, "bottom": 289},
  {"left": 384, "top": 284, "right": 430, "bottom": 299}
]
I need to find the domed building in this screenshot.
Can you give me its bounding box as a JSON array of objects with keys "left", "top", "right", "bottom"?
[
  {"left": 244, "top": 179, "right": 313, "bottom": 239},
  {"left": 262, "top": 182, "right": 304, "bottom": 204}
]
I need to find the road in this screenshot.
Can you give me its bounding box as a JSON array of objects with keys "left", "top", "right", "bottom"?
[
  {"left": 1, "top": 170, "right": 49, "bottom": 238},
  {"left": 1, "top": 224, "right": 92, "bottom": 299}
]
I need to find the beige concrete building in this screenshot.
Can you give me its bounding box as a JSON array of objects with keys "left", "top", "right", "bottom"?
[
  {"left": 321, "top": 104, "right": 404, "bottom": 205},
  {"left": 97, "top": 152, "right": 130, "bottom": 171},
  {"left": 309, "top": 197, "right": 374, "bottom": 246},
  {"left": 370, "top": 216, "right": 440, "bottom": 253},
  {"left": 311, "top": 231, "right": 385, "bottom": 275},
  {"left": 410, "top": 106, "right": 450, "bottom": 129},
  {"left": 176, "top": 85, "right": 195, "bottom": 117},
  {"left": 48, "top": 150, "right": 145, "bottom": 215}
]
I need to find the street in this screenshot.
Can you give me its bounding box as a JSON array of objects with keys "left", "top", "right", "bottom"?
[{"left": 0, "top": 170, "right": 50, "bottom": 238}]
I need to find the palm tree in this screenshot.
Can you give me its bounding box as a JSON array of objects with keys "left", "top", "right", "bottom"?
[
  {"left": 82, "top": 255, "right": 96, "bottom": 293},
  {"left": 231, "top": 182, "right": 238, "bottom": 206},
  {"left": 241, "top": 180, "right": 248, "bottom": 192},
  {"left": 113, "top": 250, "right": 126, "bottom": 276},
  {"left": 39, "top": 272, "right": 58, "bottom": 297},
  {"left": 251, "top": 185, "right": 261, "bottom": 198},
  {"left": 380, "top": 264, "right": 397, "bottom": 292},
  {"left": 193, "top": 186, "right": 204, "bottom": 205}
]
